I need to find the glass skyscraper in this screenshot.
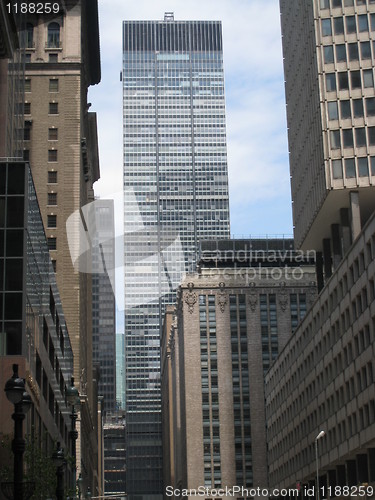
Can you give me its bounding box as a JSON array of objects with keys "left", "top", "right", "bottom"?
[{"left": 122, "top": 14, "right": 230, "bottom": 498}]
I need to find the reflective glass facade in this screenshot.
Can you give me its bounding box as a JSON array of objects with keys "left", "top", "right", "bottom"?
[{"left": 122, "top": 19, "right": 230, "bottom": 499}]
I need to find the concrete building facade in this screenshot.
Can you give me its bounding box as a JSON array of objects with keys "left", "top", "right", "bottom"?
[{"left": 163, "top": 240, "right": 317, "bottom": 496}]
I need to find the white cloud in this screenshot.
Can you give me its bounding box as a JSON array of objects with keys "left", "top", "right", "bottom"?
[{"left": 89, "top": 0, "right": 292, "bottom": 235}]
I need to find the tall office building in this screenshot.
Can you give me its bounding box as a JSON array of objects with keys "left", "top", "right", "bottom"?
[
  {"left": 122, "top": 14, "right": 230, "bottom": 498},
  {"left": 92, "top": 199, "right": 116, "bottom": 415},
  {"left": 280, "top": 0, "right": 375, "bottom": 276}
]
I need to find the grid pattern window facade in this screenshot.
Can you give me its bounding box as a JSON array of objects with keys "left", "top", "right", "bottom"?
[
  {"left": 260, "top": 294, "right": 278, "bottom": 373},
  {"left": 290, "top": 293, "right": 307, "bottom": 331},
  {"left": 199, "top": 295, "right": 221, "bottom": 488},
  {"left": 230, "top": 294, "right": 252, "bottom": 487},
  {"left": 122, "top": 19, "right": 230, "bottom": 498}
]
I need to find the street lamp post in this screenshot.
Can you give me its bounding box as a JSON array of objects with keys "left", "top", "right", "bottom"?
[
  {"left": 66, "top": 376, "right": 80, "bottom": 498},
  {"left": 315, "top": 430, "right": 326, "bottom": 500},
  {"left": 3, "top": 364, "right": 33, "bottom": 500},
  {"left": 52, "top": 442, "right": 65, "bottom": 500}
]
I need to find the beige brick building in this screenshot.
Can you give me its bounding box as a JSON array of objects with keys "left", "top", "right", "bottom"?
[
  {"left": 22, "top": 0, "right": 101, "bottom": 493},
  {"left": 162, "top": 240, "right": 317, "bottom": 498}
]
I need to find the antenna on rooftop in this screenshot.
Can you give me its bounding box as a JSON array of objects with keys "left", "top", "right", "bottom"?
[{"left": 164, "top": 12, "right": 174, "bottom": 22}]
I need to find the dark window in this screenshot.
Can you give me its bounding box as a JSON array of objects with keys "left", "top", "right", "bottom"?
[
  {"left": 344, "top": 0, "right": 354, "bottom": 5},
  {"left": 342, "top": 129, "right": 354, "bottom": 148},
  {"left": 360, "top": 42, "right": 371, "bottom": 59},
  {"left": 322, "top": 19, "right": 332, "bottom": 36},
  {"left": 48, "top": 237, "right": 57, "bottom": 250},
  {"left": 355, "top": 127, "right": 366, "bottom": 147},
  {"left": 348, "top": 43, "right": 359, "bottom": 61},
  {"left": 358, "top": 15, "right": 369, "bottom": 32},
  {"left": 350, "top": 71, "right": 361, "bottom": 89},
  {"left": 368, "top": 127, "right": 375, "bottom": 145},
  {"left": 335, "top": 44, "right": 346, "bottom": 62},
  {"left": 49, "top": 102, "right": 58, "bottom": 114},
  {"left": 48, "top": 193, "right": 57, "bottom": 205},
  {"left": 328, "top": 102, "right": 339, "bottom": 120},
  {"left": 25, "top": 23, "right": 34, "bottom": 48},
  {"left": 24, "top": 103, "right": 31, "bottom": 115},
  {"left": 24, "top": 127, "right": 30, "bottom": 141},
  {"left": 47, "top": 215, "right": 57, "bottom": 228},
  {"left": 330, "top": 130, "right": 341, "bottom": 149},
  {"left": 358, "top": 157, "right": 369, "bottom": 177},
  {"left": 363, "top": 70, "right": 374, "bottom": 88},
  {"left": 48, "top": 150, "right": 57, "bottom": 162},
  {"left": 340, "top": 100, "right": 351, "bottom": 119},
  {"left": 48, "top": 171, "right": 57, "bottom": 183},
  {"left": 334, "top": 17, "right": 344, "bottom": 35},
  {"left": 346, "top": 16, "right": 356, "bottom": 34},
  {"left": 320, "top": 0, "right": 329, "bottom": 6},
  {"left": 324, "top": 46, "right": 334, "bottom": 64},
  {"left": 23, "top": 150, "right": 29, "bottom": 161},
  {"left": 366, "top": 98, "right": 375, "bottom": 116},
  {"left": 49, "top": 79, "right": 58, "bottom": 92},
  {"left": 353, "top": 99, "right": 364, "bottom": 117},
  {"left": 345, "top": 158, "right": 356, "bottom": 178},
  {"left": 52, "top": 260, "right": 56, "bottom": 272},
  {"left": 371, "top": 13, "right": 375, "bottom": 31},
  {"left": 326, "top": 73, "right": 336, "bottom": 91},
  {"left": 338, "top": 72, "right": 349, "bottom": 90},
  {"left": 49, "top": 53, "right": 58, "bottom": 63},
  {"left": 47, "top": 22, "right": 60, "bottom": 48},
  {"left": 48, "top": 128, "right": 58, "bottom": 140},
  {"left": 24, "top": 79, "right": 31, "bottom": 92}
]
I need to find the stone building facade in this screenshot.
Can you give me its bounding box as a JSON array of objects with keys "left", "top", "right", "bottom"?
[{"left": 162, "top": 240, "right": 317, "bottom": 497}]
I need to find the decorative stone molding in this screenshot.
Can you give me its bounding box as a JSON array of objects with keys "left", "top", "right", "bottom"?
[
  {"left": 249, "top": 292, "right": 258, "bottom": 312},
  {"left": 185, "top": 282, "right": 197, "bottom": 314},
  {"left": 278, "top": 282, "right": 288, "bottom": 312},
  {"left": 217, "top": 283, "right": 227, "bottom": 313}
]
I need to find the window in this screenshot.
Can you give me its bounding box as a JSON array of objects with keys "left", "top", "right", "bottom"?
[
  {"left": 322, "top": 19, "right": 332, "bottom": 36},
  {"left": 332, "top": 0, "right": 342, "bottom": 6},
  {"left": 336, "top": 44, "right": 346, "bottom": 62},
  {"left": 324, "top": 46, "right": 334, "bottom": 64},
  {"left": 51, "top": 260, "right": 56, "bottom": 272},
  {"left": 330, "top": 130, "right": 341, "bottom": 149},
  {"left": 24, "top": 79, "right": 31, "bottom": 92},
  {"left": 358, "top": 15, "right": 369, "bottom": 32},
  {"left": 49, "top": 102, "right": 58, "bottom": 114},
  {"left": 334, "top": 17, "right": 345, "bottom": 35},
  {"left": 328, "top": 102, "right": 339, "bottom": 120},
  {"left": 344, "top": 0, "right": 354, "bottom": 4},
  {"left": 370, "top": 156, "right": 375, "bottom": 175},
  {"left": 24, "top": 127, "right": 31, "bottom": 141},
  {"left": 338, "top": 72, "right": 349, "bottom": 90},
  {"left": 47, "top": 215, "right": 57, "bottom": 228},
  {"left": 353, "top": 99, "right": 364, "bottom": 117},
  {"left": 25, "top": 23, "right": 34, "bottom": 48},
  {"left": 368, "top": 126, "right": 375, "bottom": 145},
  {"left": 348, "top": 43, "right": 359, "bottom": 61},
  {"left": 340, "top": 100, "right": 351, "bottom": 119},
  {"left": 355, "top": 127, "right": 366, "bottom": 147},
  {"left": 48, "top": 237, "right": 57, "bottom": 250},
  {"left": 356, "top": 0, "right": 366, "bottom": 4},
  {"left": 49, "top": 79, "right": 59, "bottom": 92},
  {"left": 346, "top": 16, "right": 356, "bottom": 33},
  {"left": 345, "top": 158, "right": 356, "bottom": 178},
  {"left": 321, "top": 0, "right": 329, "bottom": 6},
  {"left": 366, "top": 98, "right": 375, "bottom": 116},
  {"left": 24, "top": 103, "right": 31, "bottom": 114},
  {"left": 350, "top": 71, "right": 361, "bottom": 89},
  {"left": 332, "top": 159, "right": 343, "bottom": 179},
  {"left": 47, "top": 22, "right": 60, "bottom": 48},
  {"left": 371, "top": 14, "right": 375, "bottom": 31},
  {"left": 23, "top": 150, "right": 30, "bottom": 161},
  {"left": 48, "top": 171, "right": 57, "bottom": 183},
  {"left": 48, "top": 128, "right": 58, "bottom": 141},
  {"left": 49, "top": 54, "right": 58, "bottom": 63},
  {"left": 358, "top": 157, "right": 369, "bottom": 176},
  {"left": 48, "top": 150, "right": 58, "bottom": 162},
  {"left": 48, "top": 193, "right": 57, "bottom": 205},
  {"left": 326, "top": 73, "right": 336, "bottom": 91},
  {"left": 363, "top": 70, "right": 374, "bottom": 88},
  {"left": 342, "top": 129, "right": 354, "bottom": 148},
  {"left": 360, "top": 42, "right": 371, "bottom": 59}
]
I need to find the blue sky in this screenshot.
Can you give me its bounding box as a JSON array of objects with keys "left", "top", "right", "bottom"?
[{"left": 89, "top": 0, "right": 293, "bottom": 238}]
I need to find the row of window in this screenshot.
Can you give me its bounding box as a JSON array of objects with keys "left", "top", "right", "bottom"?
[
  {"left": 331, "top": 155, "right": 374, "bottom": 178},
  {"left": 24, "top": 102, "right": 58, "bottom": 115},
  {"left": 323, "top": 41, "right": 374, "bottom": 64},
  {"left": 321, "top": 0, "right": 375, "bottom": 8},
  {"left": 25, "top": 78, "right": 59, "bottom": 93},
  {"left": 321, "top": 13, "right": 373, "bottom": 36},
  {"left": 330, "top": 126, "right": 375, "bottom": 149},
  {"left": 327, "top": 97, "right": 375, "bottom": 120},
  {"left": 326, "top": 68, "right": 374, "bottom": 91},
  {"left": 24, "top": 22, "right": 61, "bottom": 49}
]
